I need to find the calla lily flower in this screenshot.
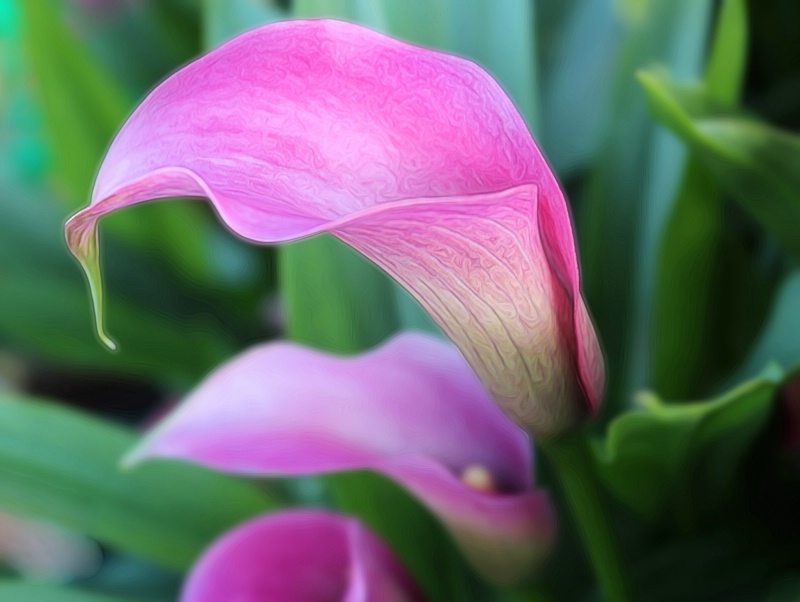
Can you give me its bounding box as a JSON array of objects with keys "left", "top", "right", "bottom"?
[
  {"left": 182, "top": 509, "right": 424, "bottom": 602},
  {"left": 125, "top": 332, "right": 556, "bottom": 584},
  {"left": 65, "top": 19, "right": 604, "bottom": 437}
]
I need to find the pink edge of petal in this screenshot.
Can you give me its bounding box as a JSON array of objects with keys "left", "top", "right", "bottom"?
[
  {"left": 180, "top": 509, "right": 422, "bottom": 602},
  {"left": 535, "top": 177, "right": 605, "bottom": 415}
]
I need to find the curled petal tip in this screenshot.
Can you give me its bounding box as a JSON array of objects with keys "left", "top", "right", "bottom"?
[{"left": 64, "top": 213, "right": 116, "bottom": 351}]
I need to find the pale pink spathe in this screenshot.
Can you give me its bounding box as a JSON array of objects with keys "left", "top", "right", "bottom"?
[
  {"left": 181, "top": 510, "right": 423, "bottom": 602},
  {"left": 65, "top": 19, "right": 604, "bottom": 436},
  {"left": 125, "top": 333, "right": 556, "bottom": 584}
]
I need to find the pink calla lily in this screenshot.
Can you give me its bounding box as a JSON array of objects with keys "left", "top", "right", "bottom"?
[
  {"left": 182, "top": 509, "right": 424, "bottom": 602},
  {"left": 65, "top": 19, "right": 603, "bottom": 437},
  {"left": 125, "top": 332, "right": 556, "bottom": 584}
]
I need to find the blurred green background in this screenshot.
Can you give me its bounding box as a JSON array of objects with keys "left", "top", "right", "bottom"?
[{"left": 1, "top": 1, "right": 800, "bottom": 600}]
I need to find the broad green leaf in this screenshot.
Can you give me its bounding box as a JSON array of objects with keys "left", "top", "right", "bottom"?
[
  {"left": 649, "top": 0, "right": 770, "bottom": 398},
  {"left": 593, "top": 375, "right": 778, "bottom": 522},
  {"left": 280, "top": 236, "right": 400, "bottom": 354},
  {"left": 576, "top": 0, "right": 713, "bottom": 417},
  {"left": 0, "top": 394, "right": 279, "bottom": 571},
  {"left": 639, "top": 70, "right": 800, "bottom": 260},
  {"left": 648, "top": 156, "right": 775, "bottom": 398},
  {"left": 704, "top": 0, "right": 748, "bottom": 105},
  {"left": 0, "top": 581, "right": 160, "bottom": 602}
]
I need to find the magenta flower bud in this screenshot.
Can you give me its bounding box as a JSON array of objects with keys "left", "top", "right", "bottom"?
[
  {"left": 182, "top": 510, "right": 424, "bottom": 601},
  {"left": 65, "top": 19, "right": 604, "bottom": 437}
]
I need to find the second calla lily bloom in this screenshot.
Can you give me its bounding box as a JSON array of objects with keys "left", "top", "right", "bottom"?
[
  {"left": 124, "top": 333, "right": 556, "bottom": 584},
  {"left": 182, "top": 510, "right": 424, "bottom": 602},
  {"left": 65, "top": 19, "right": 604, "bottom": 437}
]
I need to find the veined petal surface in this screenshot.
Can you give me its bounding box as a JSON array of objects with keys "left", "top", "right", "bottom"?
[
  {"left": 126, "top": 333, "right": 556, "bottom": 584},
  {"left": 66, "top": 18, "right": 603, "bottom": 436}
]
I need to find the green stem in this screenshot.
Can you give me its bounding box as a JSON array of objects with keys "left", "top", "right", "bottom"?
[{"left": 542, "top": 433, "right": 634, "bottom": 602}]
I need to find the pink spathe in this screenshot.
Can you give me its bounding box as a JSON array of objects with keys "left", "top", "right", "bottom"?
[
  {"left": 126, "top": 333, "right": 556, "bottom": 584},
  {"left": 66, "top": 19, "right": 604, "bottom": 437},
  {"left": 181, "top": 510, "right": 423, "bottom": 602}
]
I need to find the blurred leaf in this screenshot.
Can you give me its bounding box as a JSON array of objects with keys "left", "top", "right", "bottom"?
[
  {"left": 280, "top": 236, "right": 400, "bottom": 353},
  {"left": 540, "top": 0, "right": 619, "bottom": 172},
  {"left": 577, "top": 0, "right": 713, "bottom": 416},
  {"left": 767, "top": 575, "right": 800, "bottom": 601},
  {"left": 732, "top": 271, "right": 800, "bottom": 383},
  {"left": 68, "top": 0, "right": 200, "bottom": 96},
  {"left": 293, "top": 0, "right": 539, "bottom": 131},
  {"left": 704, "top": 0, "right": 748, "bottom": 106},
  {"left": 633, "top": 528, "right": 774, "bottom": 602},
  {"left": 203, "top": 0, "right": 284, "bottom": 47},
  {"left": 0, "top": 187, "right": 237, "bottom": 383},
  {"left": 649, "top": 0, "right": 770, "bottom": 398},
  {"left": 18, "top": 0, "right": 126, "bottom": 205},
  {"left": 17, "top": 0, "right": 230, "bottom": 288},
  {"left": 0, "top": 581, "right": 160, "bottom": 602},
  {"left": 0, "top": 394, "right": 279, "bottom": 571},
  {"left": 639, "top": 69, "right": 800, "bottom": 260},
  {"left": 593, "top": 375, "right": 779, "bottom": 523}
]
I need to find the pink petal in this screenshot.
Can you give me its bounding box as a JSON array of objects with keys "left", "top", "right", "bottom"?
[
  {"left": 65, "top": 18, "right": 603, "bottom": 436},
  {"left": 181, "top": 509, "right": 423, "bottom": 602},
  {"left": 126, "top": 332, "right": 556, "bottom": 584}
]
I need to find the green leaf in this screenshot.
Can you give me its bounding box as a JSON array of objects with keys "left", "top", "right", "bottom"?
[
  {"left": 17, "top": 0, "right": 231, "bottom": 289},
  {"left": 633, "top": 528, "right": 775, "bottom": 602},
  {"left": 576, "top": 0, "right": 713, "bottom": 416},
  {"left": 732, "top": 271, "right": 800, "bottom": 384},
  {"left": 704, "top": 0, "right": 748, "bottom": 105},
  {"left": 280, "top": 236, "right": 401, "bottom": 354},
  {"left": 0, "top": 581, "right": 160, "bottom": 602},
  {"left": 593, "top": 375, "right": 779, "bottom": 523},
  {"left": 539, "top": 0, "right": 618, "bottom": 172},
  {"left": 767, "top": 575, "right": 800, "bottom": 602},
  {"left": 0, "top": 186, "right": 237, "bottom": 384},
  {"left": 639, "top": 69, "right": 800, "bottom": 260},
  {"left": 202, "top": 0, "right": 285, "bottom": 48},
  {"left": 0, "top": 394, "right": 279, "bottom": 571},
  {"left": 293, "top": 0, "right": 539, "bottom": 132},
  {"left": 649, "top": 0, "right": 768, "bottom": 398}
]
